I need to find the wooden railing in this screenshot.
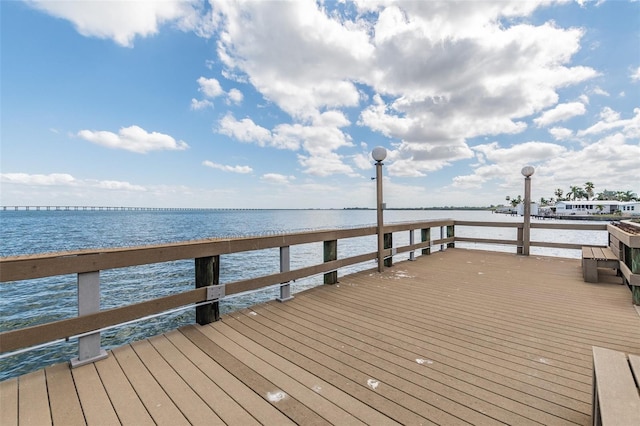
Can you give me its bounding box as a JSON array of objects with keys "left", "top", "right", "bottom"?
[
  {"left": 0, "top": 219, "right": 607, "bottom": 363},
  {"left": 455, "top": 221, "right": 608, "bottom": 252}
]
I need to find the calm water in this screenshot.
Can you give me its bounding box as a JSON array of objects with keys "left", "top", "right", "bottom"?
[{"left": 0, "top": 209, "right": 607, "bottom": 380}]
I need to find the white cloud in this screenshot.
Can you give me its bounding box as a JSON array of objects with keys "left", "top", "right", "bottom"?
[
  {"left": 0, "top": 173, "right": 145, "bottom": 192},
  {"left": 534, "top": 102, "right": 586, "bottom": 127},
  {"left": 218, "top": 114, "right": 272, "bottom": 146},
  {"left": 212, "top": 0, "right": 371, "bottom": 119},
  {"left": 26, "top": 0, "right": 201, "bottom": 47},
  {"left": 35, "top": 1, "right": 604, "bottom": 184},
  {"left": 353, "top": 152, "right": 374, "bottom": 170},
  {"left": 473, "top": 141, "right": 567, "bottom": 164},
  {"left": 202, "top": 161, "right": 253, "bottom": 174},
  {"left": 591, "top": 86, "right": 610, "bottom": 96},
  {"left": 227, "top": 88, "right": 243, "bottom": 104},
  {"left": 297, "top": 152, "right": 356, "bottom": 177},
  {"left": 0, "top": 172, "right": 76, "bottom": 186},
  {"left": 261, "top": 173, "right": 295, "bottom": 184},
  {"left": 548, "top": 127, "right": 574, "bottom": 140},
  {"left": 77, "top": 125, "right": 189, "bottom": 153},
  {"left": 197, "top": 77, "right": 224, "bottom": 98},
  {"left": 631, "top": 66, "right": 640, "bottom": 82},
  {"left": 190, "top": 98, "right": 213, "bottom": 110},
  {"left": 218, "top": 113, "right": 356, "bottom": 175},
  {"left": 578, "top": 107, "right": 639, "bottom": 137},
  {"left": 94, "top": 180, "right": 146, "bottom": 191}
]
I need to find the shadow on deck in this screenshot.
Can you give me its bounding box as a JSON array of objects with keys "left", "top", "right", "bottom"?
[{"left": 2, "top": 249, "right": 639, "bottom": 425}]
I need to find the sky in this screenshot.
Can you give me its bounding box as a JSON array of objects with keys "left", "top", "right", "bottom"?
[{"left": 1, "top": 0, "right": 639, "bottom": 209}]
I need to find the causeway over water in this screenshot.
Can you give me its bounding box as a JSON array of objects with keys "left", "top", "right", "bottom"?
[{"left": 2, "top": 248, "right": 639, "bottom": 425}]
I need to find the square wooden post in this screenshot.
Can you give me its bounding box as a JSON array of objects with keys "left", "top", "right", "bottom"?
[
  {"left": 71, "top": 271, "right": 108, "bottom": 368},
  {"left": 421, "top": 228, "right": 431, "bottom": 255},
  {"left": 384, "top": 232, "right": 393, "bottom": 267},
  {"left": 324, "top": 240, "right": 338, "bottom": 284},
  {"left": 447, "top": 225, "right": 455, "bottom": 248},
  {"left": 196, "top": 255, "right": 220, "bottom": 324},
  {"left": 277, "top": 246, "right": 293, "bottom": 302}
]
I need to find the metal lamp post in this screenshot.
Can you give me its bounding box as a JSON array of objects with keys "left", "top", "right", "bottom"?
[
  {"left": 372, "top": 146, "right": 387, "bottom": 272},
  {"left": 521, "top": 165, "right": 535, "bottom": 256}
]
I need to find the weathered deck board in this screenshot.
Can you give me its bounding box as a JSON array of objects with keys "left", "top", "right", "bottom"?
[
  {"left": 45, "top": 363, "right": 84, "bottom": 425},
  {"left": 2, "top": 249, "right": 640, "bottom": 425}
]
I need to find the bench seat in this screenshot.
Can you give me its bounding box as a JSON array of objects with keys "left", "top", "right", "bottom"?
[
  {"left": 592, "top": 346, "right": 640, "bottom": 425},
  {"left": 582, "top": 246, "right": 619, "bottom": 283}
]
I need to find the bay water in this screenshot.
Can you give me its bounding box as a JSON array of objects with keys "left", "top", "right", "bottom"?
[{"left": 0, "top": 209, "right": 607, "bottom": 380}]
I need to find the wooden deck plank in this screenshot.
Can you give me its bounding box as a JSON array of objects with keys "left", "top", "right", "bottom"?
[
  {"left": 4, "top": 249, "right": 640, "bottom": 426},
  {"left": 165, "top": 330, "right": 294, "bottom": 425},
  {"left": 94, "top": 350, "right": 155, "bottom": 425},
  {"left": 71, "top": 363, "right": 120, "bottom": 425},
  {"left": 299, "top": 288, "right": 593, "bottom": 401},
  {"left": 592, "top": 346, "right": 640, "bottom": 425},
  {"left": 148, "top": 333, "right": 261, "bottom": 426},
  {"left": 0, "top": 377, "right": 18, "bottom": 426},
  {"left": 212, "top": 321, "right": 401, "bottom": 426},
  {"left": 254, "top": 297, "right": 589, "bottom": 425},
  {"left": 216, "top": 324, "right": 398, "bottom": 425},
  {"left": 111, "top": 344, "right": 190, "bottom": 425},
  {"left": 198, "top": 323, "right": 369, "bottom": 425},
  {"left": 44, "top": 363, "right": 84, "bottom": 425},
  {"left": 18, "top": 370, "right": 51, "bottom": 426},
  {"left": 130, "top": 339, "right": 225, "bottom": 426},
  {"left": 251, "top": 299, "right": 577, "bottom": 425},
  {"left": 224, "top": 307, "right": 511, "bottom": 425},
  {"left": 223, "top": 312, "right": 432, "bottom": 425},
  {"left": 629, "top": 353, "right": 640, "bottom": 383},
  {"left": 305, "top": 285, "right": 594, "bottom": 379},
  {"left": 182, "top": 325, "right": 330, "bottom": 425}
]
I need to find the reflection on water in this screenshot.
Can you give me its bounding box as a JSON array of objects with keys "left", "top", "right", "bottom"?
[{"left": 0, "top": 209, "right": 608, "bottom": 380}]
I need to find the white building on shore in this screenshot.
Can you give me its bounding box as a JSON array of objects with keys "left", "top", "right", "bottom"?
[
  {"left": 516, "top": 202, "right": 539, "bottom": 216},
  {"left": 554, "top": 200, "right": 640, "bottom": 216}
]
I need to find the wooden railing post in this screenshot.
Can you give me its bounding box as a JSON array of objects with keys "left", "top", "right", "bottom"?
[
  {"left": 196, "top": 256, "right": 220, "bottom": 324},
  {"left": 421, "top": 228, "right": 431, "bottom": 255},
  {"left": 409, "top": 229, "right": 415, "bottom": 261},
  {"left": 447, "top": 225, "right": 455, "bottom": 248},
  {"left": 384, "top": 232, "right": 393, "bottom": 267},
  {"left": 71, "top": 271, "right": 108, "bottom": 368},
  {"left": 517, "top": 226, "right": 524, "bottom": 255},
  {"left": 277, "top": 246, "right": 293, "bottom": 302},
  {"left": 324, "top": 240, "right": 338, "bottom": 284},
  {"left": 440, "top": 226, "right": 446, "bottom": 251}
]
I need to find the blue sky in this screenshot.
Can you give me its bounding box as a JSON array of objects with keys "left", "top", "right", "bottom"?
[{"left": 1, "top": 0, "right": 639, "bottom": 209}]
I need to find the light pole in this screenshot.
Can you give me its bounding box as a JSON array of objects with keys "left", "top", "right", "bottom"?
[
  {"left": 372, "top": 146, "right": 387, "bottom": 272},
  {"left": 521, "top": 165, "right": 535, "bottom": 256}
]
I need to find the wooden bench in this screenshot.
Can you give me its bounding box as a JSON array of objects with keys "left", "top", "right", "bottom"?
[
  {"left": 592, "top": 346, "right": 640, "bottom": 425},
  {"left": 582, "top": 246, "right": 619, "bottom": 283}
]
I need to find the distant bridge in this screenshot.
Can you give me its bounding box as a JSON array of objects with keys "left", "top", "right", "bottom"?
[{"left": 1, "top": 206, "right": 256, "bottom": 211}]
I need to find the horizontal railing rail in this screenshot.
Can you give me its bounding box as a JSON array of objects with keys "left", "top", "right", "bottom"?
[
  {"left": 455, "top": 221, "right": 608, "bottom": 251},
  {"left": 0, "top": 219, "right": 607, "bottom": 362}
]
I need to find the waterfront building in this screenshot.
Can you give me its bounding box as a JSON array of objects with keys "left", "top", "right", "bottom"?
[{"left": 555, "top": 200, "right": 640, "bottom": 216}]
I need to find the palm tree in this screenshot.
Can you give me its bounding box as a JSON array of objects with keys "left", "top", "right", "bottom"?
[
  {"left": 617, "top": 190, "right": 639, "bottom": 202},
  {"left": 584, "top": 182, "right": 594, "bottom": 200},
  {"left": 554, "top": 188, "right": 564, "bottom": 201},
  {"left": 569, "top": 185, "right": 583, "bottom": 201}
]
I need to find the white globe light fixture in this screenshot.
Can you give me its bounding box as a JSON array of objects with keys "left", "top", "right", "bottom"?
[
  {"left": 372, "top": 146, "right": 387, "bottom": 163},
  {"left": 521, "top": 165, "right": 535, "bottom": 178}
]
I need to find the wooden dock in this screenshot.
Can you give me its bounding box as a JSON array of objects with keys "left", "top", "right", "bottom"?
[{"left": 2, "top": 249, "right": 640, "bottom": 425}]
